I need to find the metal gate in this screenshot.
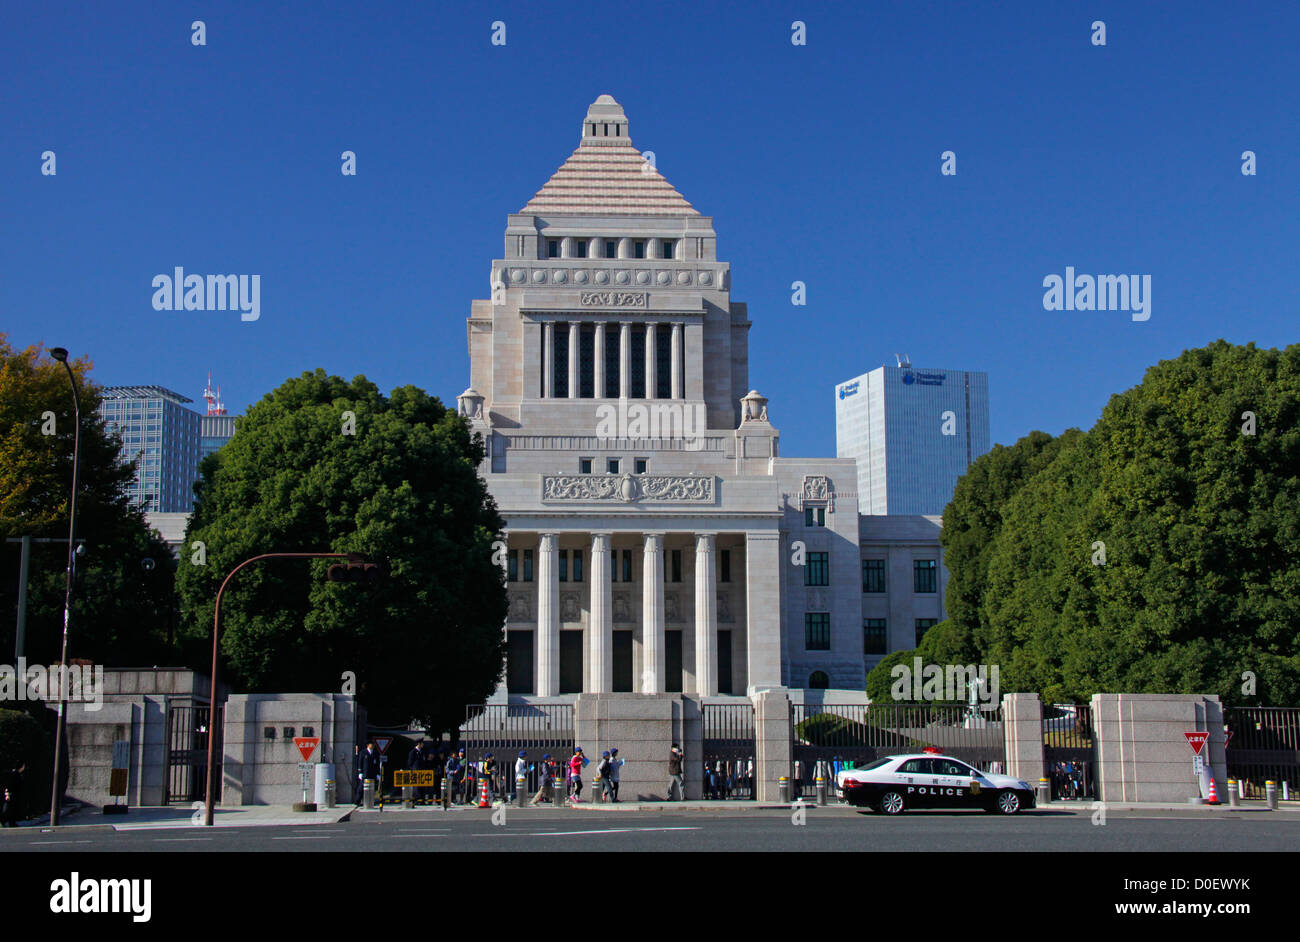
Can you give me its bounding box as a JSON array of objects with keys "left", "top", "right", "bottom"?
[
  {"left": 1226, "top": 706, "right": 1300, "bottom": 798},
  {"left": 164, "top": 701, "right": 223, "bottom": 804},
  {"left": 702, "top": 702, "right": 755, "bottom": 799},
  {"left": 1043, "top": 703, "right": 1096, "bottom": 799},
  {"left": 792, "top": 703, "right": 1006, "bottom": 799},
  {"left": 459, "top": 703, "right": 575, "bottom": 796}
]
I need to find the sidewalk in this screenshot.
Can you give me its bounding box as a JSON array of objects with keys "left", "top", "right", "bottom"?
[{"left": 15, "top": 803, "right": 353, "bottom": 831}]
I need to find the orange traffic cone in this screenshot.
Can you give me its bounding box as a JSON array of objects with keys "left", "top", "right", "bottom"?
[
  {"left": 478, "top": 777, "right": 491, "bottom": 808},
  {"left": 1205, "top": 775, "right": 1220, "bottom": 805}
]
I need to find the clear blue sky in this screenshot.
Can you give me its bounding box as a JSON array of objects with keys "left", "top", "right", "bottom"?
[{"left": 5, "top": 1, "right": 1297, "bottom": 457}]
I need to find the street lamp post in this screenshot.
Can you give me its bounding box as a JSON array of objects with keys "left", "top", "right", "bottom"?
[
  {"left": 204, "top": 552, "right": 377, "bottom": 826},
  {"left": 47, "top": 347, "right": 81, "bottom": 827}
]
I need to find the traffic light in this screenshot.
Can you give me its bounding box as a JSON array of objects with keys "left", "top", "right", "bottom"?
[{"left": 326, "top": 555, "right": 382, "bottom": 584}]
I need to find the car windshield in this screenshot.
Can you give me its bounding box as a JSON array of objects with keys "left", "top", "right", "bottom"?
[{"left": 849, "top": 758, "right": 893, "bottom": 772}]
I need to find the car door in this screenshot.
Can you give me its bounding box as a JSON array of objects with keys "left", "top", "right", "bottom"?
[
  {"left": 895, "top": 758, "right": 937, "bottom": 807},
  {"left": 933, "top": 759, "right": 976, "bottom": 808}
]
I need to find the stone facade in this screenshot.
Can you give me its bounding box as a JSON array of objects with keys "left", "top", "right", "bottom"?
[{"left": 460, "top": 96, "right": 948, "bottom": 701}]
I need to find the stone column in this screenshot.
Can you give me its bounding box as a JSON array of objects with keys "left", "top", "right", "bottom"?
[
  {"left": 670, "top": 322, "right": 683, "bottom": 400},
  {"left": 1002, "top": 692, "right": 1044, "bottom": 784},
  {"left": 537, "top": 534, "right": 559, "bottom": 696},
  {"left": 589, "top": 533, "right": 613, "bottom": 693},
  {"left": 542, "top": 322, "right": 554, "bottom": 399},
  {"left": 644, "top": 322, "right": 657, "bottom": 399},
  {"left": 619, "top": 322, "right": 631, "bottom": 399},
  {"left": 744, "top": 531, "right": 782, "bottom": 690},
  {"left": 753, "top": 688, "right": 792, "bottom": 802},
  {"left": 567, "top": 322, "right": 579, "bottom": 399},
  {"left": 593, "top": 322, "right": 606, "bottom": 398},
  {"left": 693, "top": 533, "right": 718, "bottom": 696},
  {"left": 641, "top": 533, "right": 665, "bottom": 693}
]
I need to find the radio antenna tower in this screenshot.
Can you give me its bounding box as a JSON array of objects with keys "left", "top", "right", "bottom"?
[{"left": 203, "top": 372, "right": 227, "bottom": 416}]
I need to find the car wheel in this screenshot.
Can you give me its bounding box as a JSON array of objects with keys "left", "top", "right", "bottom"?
[
  {"left": 996, "top": 790, "right": 1021, "bottom": 815},
  {"left": 878, "top": 790, "right": 906, "bottom": 815}
]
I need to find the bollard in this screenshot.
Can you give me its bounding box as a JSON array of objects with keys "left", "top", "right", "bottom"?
[
  {"left": 778, "top": 776, "right": 790, "bottom": 803},
  {"left": 324, "top": 779, "right": 335, "bottom": 809},
  {"left": 403, "top": 785, "right": 415, "bottom": 809},
  {"left": 363, "top": 777, "right": 375, "bottom": 810},
  {"left": 555, "top": 773, "right": 566, "bottom": 808},
  {"left": 516, "top": 773, "right": 527, "bottom": 808},
  {"left": 1226, "top": 779, "right": 1239, "bottom": 808},
  {"left": 1266, "top": 780, "right": 1277, "bottom": 810},
  {"left": 1036, "top": 778, "right": 1050, "bottom": 806}
]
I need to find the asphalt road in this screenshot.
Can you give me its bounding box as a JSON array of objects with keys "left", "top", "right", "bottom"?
[{"left": 3, "top": 806, "right": 1297, "bottom": 852}]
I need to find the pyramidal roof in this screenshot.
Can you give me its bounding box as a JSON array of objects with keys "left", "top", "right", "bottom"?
[{"left": 520, "top": 95, "right": 700, "bottom": 217}]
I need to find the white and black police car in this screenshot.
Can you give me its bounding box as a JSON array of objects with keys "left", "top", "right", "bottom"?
[{"left": 835, "top": 752, "right": 1036, "bottom": 815}]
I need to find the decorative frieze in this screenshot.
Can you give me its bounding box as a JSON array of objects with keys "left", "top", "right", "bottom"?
[
  {"left": 541, "top": 473, "right": 716, "bottom": 504},
  {"left": 801, "top": 474, "right": 835, "bottom": 512},
  {"left": 580, "top": 291, "right": 646, "bottom": 307}
]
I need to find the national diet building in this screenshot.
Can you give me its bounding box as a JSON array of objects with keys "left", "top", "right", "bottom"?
[{"left": 457, "top": 96, "right": 947, "bottom": 702}]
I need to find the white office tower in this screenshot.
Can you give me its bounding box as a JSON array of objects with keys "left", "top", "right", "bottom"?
[{"left": 836, "top": 364, "right": 991, "bottom": 516}]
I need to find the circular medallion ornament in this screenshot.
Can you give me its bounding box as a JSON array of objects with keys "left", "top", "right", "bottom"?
[
  {"left": 616, "top": 270, "right": 630, "bottom": 284},
  {"left": 510, "top": 269, "right": 525, "bottom": 283},
  {"left": 676, "top": 271, "right": 690, "bottom": 285},
  {"left": 532, "top": 270, "right": 546, "bottom": 283},
  {"left": 656, "top": 271, "right": 670, "bottom": 285},
  {"left": 554, "top": 269, "right": 567, "bottom": 283},
  {"left": 636, "top": 271, "right": 651, "bottom": 285},
  {"left": 575, "top": 270, "right": 588, "bottom": 284},
  {"left": 595, "top": 270, "right": 609, "bottom": 284},
  {"left": 699, "top": 271, "right": 713, "bottom": 286}
]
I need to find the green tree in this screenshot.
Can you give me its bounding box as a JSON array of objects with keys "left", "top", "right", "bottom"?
[
  {"left": 977, "top": 341, "right": 1300, "bottom": 704},
  {"left": 0, "top": 336, "right": 176, "bottom": 666},
  {"left": 176, "top": 370, "right": 507, "bottom": 733}
]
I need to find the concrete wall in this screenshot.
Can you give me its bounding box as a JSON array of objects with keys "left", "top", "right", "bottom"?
[
  {"left": 1091, "top": 694, "right": 1227, "bottom": 803},
  {"left": 220, "top": 694, "right": 364, "bottom": 806},
  {"left": 753, "top": 688, "right": 791, "bottom": 801},
  {"left": 574, "top": 693, "right": 702, "bottom": 800},
  {"left": 1002, "top": 692, "right": 1044, "bottom": 784}
]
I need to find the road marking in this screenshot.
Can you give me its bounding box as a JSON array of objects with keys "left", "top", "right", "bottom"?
[
  {"left": 272, "top": 835, "right": 333, "bottom": 840},
  {"left": 492, "top": 826, "right": 703, "bottom": 837},
  {"left": 154, "top": 837, "right": 213, "bottom": 842},
  {"left": 29, "top": 840, "right": 94, "bottom": 845}
]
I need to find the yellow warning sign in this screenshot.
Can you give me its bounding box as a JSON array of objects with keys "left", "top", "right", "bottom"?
[{"left": 394, "top": 770, "right": 436, "bottom": 787}]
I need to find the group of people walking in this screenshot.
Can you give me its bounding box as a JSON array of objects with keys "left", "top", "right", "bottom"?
[{"left": 528, "top": 746, "right": 625, "bottom": 804}]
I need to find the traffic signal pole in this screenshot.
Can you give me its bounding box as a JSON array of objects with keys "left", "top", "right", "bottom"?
[{"left": 203, "top": 551, "right": 377, "bottom": 826}]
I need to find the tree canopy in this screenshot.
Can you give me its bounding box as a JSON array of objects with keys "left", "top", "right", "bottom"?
[
  {"left": 870, "top": 340, "right": 1300, "bottom": 706},
  {"left": 175, "top": 370, "right": 508, "bottom": 732},
  {"left": 0, "top": 336, "right": 176, "bottom": 666}
]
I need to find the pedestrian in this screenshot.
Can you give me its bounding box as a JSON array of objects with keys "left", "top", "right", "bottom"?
[
  {"left": 445, "top": 749, "right": 464, "bottom": 805},
  {"left": 668, "top": 744, "right": 684, "bottom": 801},
  {"left": 407, "top": 741, "right": 427, "bottom": 804},
  {"left": 356, "top": 742, "right": 380, "bottom": 804},
  {"left": 568, "top": 746, "right": 588, "bottom": 802},
  {"left": 530, "top": 754, "right": 555, "bottom": 805},
  {"left": 458, "top": 747, "right": 472, "bottom": 804},
  {"left": 1, "top": 763, "right": 24, "bottom": 827},
  {"left": 597, "top": 751, "right": 613, "bottom": 803},
  {"left": 482, "top": 752, "right": 498, "bottom": 802},
  {"left": 433, "top": 747, "right": 445, "bottom": 803},
  {"left": 608, "top": 748, "right": 624, "bottom": 803},
  {"left": 514, "top": 750, "right": 528, "bottom": 801}
]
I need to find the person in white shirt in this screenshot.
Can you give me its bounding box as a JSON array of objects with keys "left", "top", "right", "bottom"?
[
  {"left": 608, "top": 747, "right": 626, "bottom": 803},
  {"left": 514, "top": 750, "right": 529, "bottom": 801}
]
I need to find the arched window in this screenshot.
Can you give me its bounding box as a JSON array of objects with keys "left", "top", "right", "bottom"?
[{"left": 809, "top": 671, "right": 830, "bottom": 689}]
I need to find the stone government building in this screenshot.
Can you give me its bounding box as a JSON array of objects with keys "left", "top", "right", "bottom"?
[{"left": 456, "top": 95, "right": 947, "bottom": 701}]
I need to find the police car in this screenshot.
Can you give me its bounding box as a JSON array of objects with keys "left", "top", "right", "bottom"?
[{"left": 835, "top": 753, "right": 1035, "bottom": 815}]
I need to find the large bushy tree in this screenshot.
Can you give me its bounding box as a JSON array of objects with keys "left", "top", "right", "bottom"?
[
  {"left": 175, "top": 370, "right": 507, "bottom": 733},
  {"left": 0, "top": 336, "right": 176, "bottom": 666}
]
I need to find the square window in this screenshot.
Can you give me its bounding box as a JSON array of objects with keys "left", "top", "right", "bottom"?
[
  {"left": 805, "top": 552, "right": 829, "bottom": 586},
  {"left": 574, "top": 240, "right": 588, "bottom": 259},
  {"left": 634, "top": 458, "right": 648, "bottom": 474},
  {"left": 579, "top": 458, "right": 592, "bottom": 474},
  {"left": 863, "top": 618, "right": 887, "bottom": 655},
  {"left": 607, "top": 458, "right": 621, "bottom": 474},
  {"left": 914, "top": 559, "right": 937, "bottom": 594},
  {"left": 862, "top": 559, "right": 886, "bottom": 593},
  {"left": 804, "top": 613, "right": 830, "bottom": 651},
  {"left": 634, "top": 241, "right": 645, "bottom": 259}
]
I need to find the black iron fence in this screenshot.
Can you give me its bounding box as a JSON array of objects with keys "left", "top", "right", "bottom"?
[
  {"left": 791, "top": 703, "right": 1006, "bottom": 798},
  {"left": 164, "top": 701, "right": 223, "bottom": 804},
  {"left": 702, "top": 702, "right": 756, "bottom": 799},
  {"left": 1226, "top": 706, "right": 1300, "bottom": 798},
  {"left": 1043, "top": 703, "right": 1096, "bottom": 800}
]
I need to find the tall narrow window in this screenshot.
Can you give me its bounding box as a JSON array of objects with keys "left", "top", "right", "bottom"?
[
  {"left": 862, "top": 559, "right": 886, "bottom": 593},
  {"left": 804, "top": 613, "right": 830, "bottom": 651},
  {"left": 547, "top": 240, "right": 560, "bottom": 258},
  {"left": 611, "top": 548, "right": 619, "bottom": 583},
  {"left": 630, "top": 326, "right": 646, "bottom": 398},
  {"left": 605, "top": 240, "right": 617, "bottom": 259},
  {"left": 604, "top": 326, "right": 620, "bottom": 397},
  {"left": 523, "top": 549, "right": 534, "bottom": 582},
  {"left": 914, "top": 618, "right": 937, "bottom": 647},
  {"left": 805, "top": 552, "right": 829, "bottom": 586},
  {"left": 863, "top": 618, "right": 887, "bottom": 655},
  {"left": 661, "top": 239, "right": 675, "bottom": 259},
  {"left": 559, "top": 549, "right": 568, "bottom": 582},
  {"left": 656, "top": 328, "right": 672, "bottom": 398},
  {"left": 553, "top": 326, "right": 569, "bottom": 398},
  {"left": 573, "top": 550, "right": 583, "bottom": 582},
  {"left": 720, "top": 550, "right": 731, "bottom": 583},
  {"left": 507, "top": 550, "right": 519, "bottom": 582},
  {"left": 579, "top": 325, "right": 595, "bottom": 398},
  {"left": 574, "top": 240, "right": 588, "bottom": 259},
  {"left": 913, "top": 560, "right": 937, "bottom": 594},
  {"left": 622, "top": 549, "right": 633, "bottom": 583},
  {"left": 634, "top": 240, "right": 646, "bottom": 259}
]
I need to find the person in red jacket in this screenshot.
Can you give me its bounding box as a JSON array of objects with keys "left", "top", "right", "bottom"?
[{"left": 567, "top": 746, "right": 588, "bottom": 802}]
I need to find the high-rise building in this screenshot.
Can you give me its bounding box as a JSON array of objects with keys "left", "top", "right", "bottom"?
[
  {"left": 835, "top": 363, "right": 991, "bottom": 516},
  {"left": 199, "top": 373, "right": 235, "bottom": 460},
  {"left": 98, "top": 385, "right": 202, "bottom": 513}
]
